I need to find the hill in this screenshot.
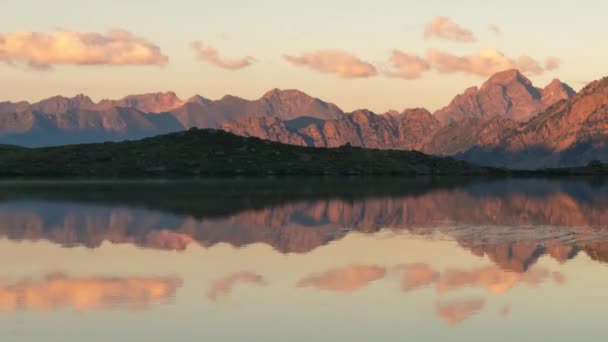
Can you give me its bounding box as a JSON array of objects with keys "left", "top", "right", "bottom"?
[{"left": 0, "top": 128, "right": 493, "bottom": 178}]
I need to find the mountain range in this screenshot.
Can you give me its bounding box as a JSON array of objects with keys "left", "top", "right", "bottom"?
[{"left": 2, "top": 69, "right": 607, "bottom": 169}]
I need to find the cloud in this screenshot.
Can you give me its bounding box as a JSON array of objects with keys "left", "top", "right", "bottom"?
[
  {"left": 207, "top": 272, "right": 265, "bottom": 301},
  {"left": 0, "top": 273, "right": 182, "bottom": 311},
  {"left": 284, "top": 49, "right": 377, "bottom": 78},
  {"left": 436, "top": 299, "right": 485, "bottom": 325},
  {"left": 297, "top": 265, "right": 386, "bottom": 292},
  {"left": 426, "top": 48, "right": 513, "bottom": 76},
  {"left": 396, "top": 263, "right": 439, "bottom": 290},
  {"left": 424, "top": 16, "right": 476, "bottom": 42},
  {"left": 426, "top": 48, "right": 554, "bottom": 77},
  {"left": 488, "top": 24, "right": 502, "bottom": 35},
  {"left": 435, "top": 266, "right": 561, "bottom": 294},
  {"left": 395, "top": 264, "right": 563, "bottom": 295},
  {"left": 544, "top": 56, "right": 561, "bottom": 71},
  {"left": 0, "top": 30, "right": 168, "bottom": 70},
  {"left": 383, "top": 50, "right": 430, "bottom": 79},
  {"left": 516, "top": 55, "right": 544, "bottom": 76},
  {"left": 191, "top": 41, "right": 255, "bottom": 70}
]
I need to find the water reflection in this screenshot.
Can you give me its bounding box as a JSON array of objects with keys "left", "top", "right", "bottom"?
[
  {"left": 0, "top": 178, "right": 607, "bottom": 271},
  {"left": 297, "top": 265, "right": 386, "bottom": 293},
  {"left": 207, "top": 272, "right": 266, "bottom": 301},
  {"left": 436, "top": 298, "right": 486, "bottom": 326},
  {"left": 0, "top": 178, "right": 607, "bottom": 341},
  {"left": 0, "top": 274, "right": 181, "bottom": 312}
]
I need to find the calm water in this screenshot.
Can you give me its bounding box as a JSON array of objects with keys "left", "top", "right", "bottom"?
[{"left": 0, "top": 178, "right": 607, "bottom": 341}]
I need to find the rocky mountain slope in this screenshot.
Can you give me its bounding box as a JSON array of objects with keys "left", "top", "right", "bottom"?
[
  {"left": 434, "top": 70, "right": 575, "bottom": 124},
  {"left": 459, "top": 77, "right": 608, "bottom": 168},
  {"left": 221, "top": 71, "right": 577, "bottom": 160},
  {"left": 3, "top": 69, "right": 607, "bottom": 169},
  {"left": 0, "top": 89, "right": 343, "bottom": 147},
  {"left": 221, "top": 70, "right": 608, "bottom": 169},
  {"left": 222, "top": 108, "right": 442, "bottom": 151}
]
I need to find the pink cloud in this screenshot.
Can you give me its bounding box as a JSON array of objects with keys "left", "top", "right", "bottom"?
[
  {"left": 424, "top": 16, "right": 476, "bottom": 42},
  {"left": 516, "top": 55, "right": 544, "bottom": 76},
  {"left": 435, "top": 266, "right": 558, "bottom": 295},
  {"left": 383, "top": 50, "right": 430, "bottom": 79},
  {"left": 297, "top": 265, "right": 386, "bottom": 292},
  {"left": 0, "top": 273, "right": 182, "bottom": 311},
  {"left": 397, "top": 263, "right": 440, "bottom": 290},
  {"left": 191, "top": 41, "right": 255, "bottom": 70},
  {"left": 284, "top": 49, "right": 377, "bottom": 78},
  {"left": 544, "top": 56, "right": 561, "bottom": 71},
  {"left": 436, "top": 299, "right": 486, "bottom": 325},
  {"left": 207, "top": 272, "right": 265, "bottom": 301},
  {"left": 426, "top": 48, "right": 553, "bottom": 77},
  {"left": 0, "top": 30, "right": 168, "bottom": 69}
]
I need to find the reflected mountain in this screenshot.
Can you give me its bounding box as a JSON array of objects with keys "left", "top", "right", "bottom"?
[{"left": 1, "top": 178, "right": 608, "bottom": 272}]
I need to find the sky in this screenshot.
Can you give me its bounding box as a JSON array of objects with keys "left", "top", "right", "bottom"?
[{"left": 1, "top": 0, "right": 607, "bottom": 112}]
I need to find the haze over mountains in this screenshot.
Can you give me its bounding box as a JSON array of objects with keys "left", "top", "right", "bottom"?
[{"left": 1, "top": 69, "right": 607, "bottom": 169}]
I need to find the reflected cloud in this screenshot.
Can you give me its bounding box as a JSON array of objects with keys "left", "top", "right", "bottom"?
[
  {"left": 207, "top": 272, "right": 265, "bottom": 301},
  {"left": 0, "top": 273, "right": 182, "bottom": 311},
  {"left": 436, "top": 299, "right": 485, "bottom": 325},
  {"left": 552, "top": 271, "right": 566, "bottom": 285},
  {"left": 395, "top": 263, "right": 439, "bottom": 291},
  {"left": 396, "top": 264, "right": 565, "bottom": 295},
  {"left": 437, "top": 266, "right": 561, "bottom": 294},
  {"left": 297, "top": 265, "right": 386, "bottom": 293}
]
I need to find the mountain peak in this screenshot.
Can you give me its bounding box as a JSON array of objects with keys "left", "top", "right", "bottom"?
[
  {"left": 435, "top": 69, "right": 573, "bottom": 124},
  {"left": 541, "top": 79, "right": 576, "bottom": 105},
  {"left": 121, "top": 91, "right": 180, "bottom": 101},
  {"left": 32, "top": 94, "right": 95, "bottom": 114},
  {"left": 261, "top": 88, "right": 311, "bottom": 100},
  {"left": 187, "top": 95, "right": 211, "bottom": 105},
  {"left": 579, "top": 77, "right": 608, "bottom": 96},
  {"left": 483, "top": 69, "right": 531, "bottom": 87},
  {"left": 107, "top": 91, "right": 184, "bottom": 113}
]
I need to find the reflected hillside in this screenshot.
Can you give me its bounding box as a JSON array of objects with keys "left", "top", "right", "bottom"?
[{"left": 1, "top": 178, "right": 608, "bottom": 271}]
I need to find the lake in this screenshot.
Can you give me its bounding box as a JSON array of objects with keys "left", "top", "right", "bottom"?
[{"left": 0, "top": 177, "right": 607, "bottom": 341}]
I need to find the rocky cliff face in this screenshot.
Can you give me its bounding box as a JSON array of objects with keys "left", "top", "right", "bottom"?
[
  {"left": 172, "top": 89, "right": 343, "bottom": 129},
  {"left": 96, "top": 91, "right": 186, "bottom": 113},
  {"left": 423, "top": 116, "right": 520, "bottom": 156},
  {"left": 433, "top": 70, "right": 575, "bottom": 124},
  {"left": 222, "top": 108, "right": 442, "bottom": 150},
  {"left": 458, "top": 77, "right": 608, "bottom": 168},
  {"left": 221, "top": 71, "right": 580, "bottom": 167},
  {"left": 3, "top": 70, "right": 605, "bottom": 169}
]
